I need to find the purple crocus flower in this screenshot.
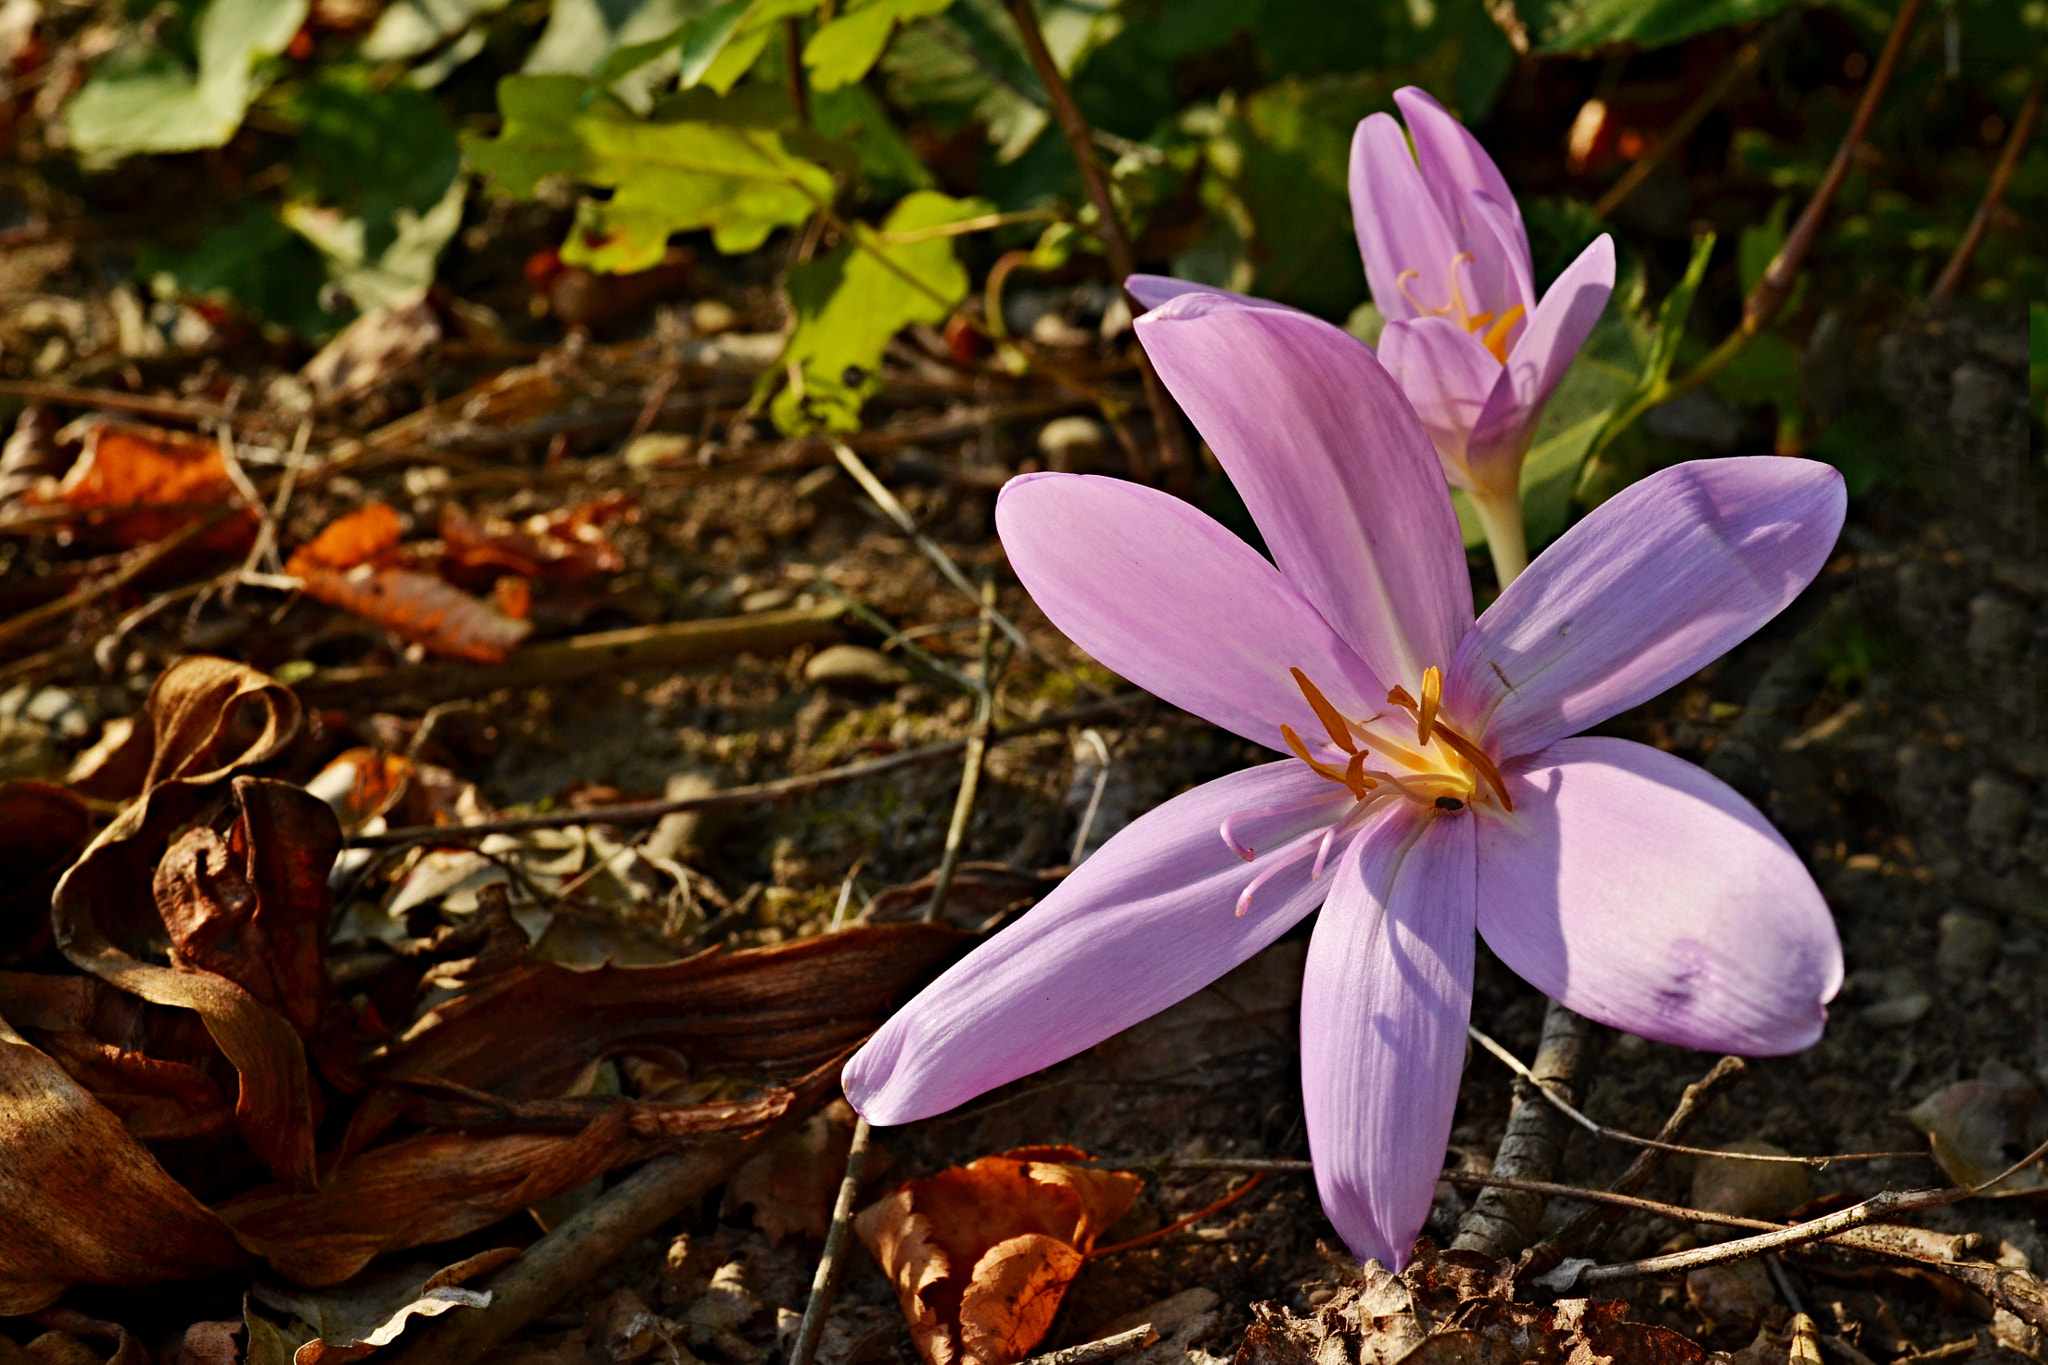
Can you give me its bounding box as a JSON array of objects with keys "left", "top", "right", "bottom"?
[
  {"left": 1131, "top": 87, "right": 1616, "bottom": 583},
  {"left": 842, "top": 292, "right": 1845, "bottom": 1270}
]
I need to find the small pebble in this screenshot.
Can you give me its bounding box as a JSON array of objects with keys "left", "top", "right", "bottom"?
[
  {"left": 1037, "top": 415, "right": 1111, "bottom": 473},
  {"left": 1860, "top": 967, "right": 1932, "bottom": 1028},
  {"left": 1966, "top": 594, "right": 2030, "bottom": 668},
  {"left": 1936, "top": 909, "right": 2002, "bottom": 980},
  {"left": 1691, "top": 1139, "right": 1811, "bottom": 1229},
  {"left": 803, "top": 644, "right": 909, "bottom": 688},
  {"left": 1966, "top": 776, "right": 2030, "bottom": 851}
]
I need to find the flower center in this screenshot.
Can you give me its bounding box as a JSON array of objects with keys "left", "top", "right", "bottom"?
[
  {"left": 1279, "top": 665, "right": 1511, "bottom": 815},
  {"left": 1394, "top": 252, "right": 1525, "bottom": 363},
  {"left": 1215, "top": 667, "right": 1513, "bottom": 918}
]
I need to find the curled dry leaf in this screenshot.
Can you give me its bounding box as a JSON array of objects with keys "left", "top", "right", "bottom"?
[
  {"left": 288, "top": 503, "right": 535, "bottom": 663},
  {"left": 23, "top": 422, "right": 253, "bottom": 548},
  {"left": 723, "top": 1098, "right": 866, "bottom": 1243},
  {"left": 246, "top": 1246, "right": 518, "bottom": 1363},
  {"left": 855, "top": 1146, "right": 1144, "bottom": 1365},
  {"left": 52, "top": 658, "right": 324, "bottom": 1187},
  {"left": 1905, "top": 1072, "right": 2048, "bottom": 1193}
]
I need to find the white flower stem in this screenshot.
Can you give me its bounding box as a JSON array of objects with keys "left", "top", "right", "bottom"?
[{"left": 1469, "top": 488, "right": 1529, "bottom": 588}]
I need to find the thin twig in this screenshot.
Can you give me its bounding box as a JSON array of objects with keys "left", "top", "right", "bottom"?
[
  {"left": 347, "top": 694, "right": 1154, "bottom": 849},
  {"left": 1467, "top": 1028, "right": 1920, "bottom": 1166},
  {"left": 1069, "top": 728, "right": 1113, "bottom": 863},
  {"left": 786, "top": 1116, "right": 872, "bottom": 1365},
  {"left": 1928, "top": 74, "right": 2045, "bottom": 305},
  {"left": 996, "top": 0, "right": 1190, "bottom": 486},
  {"left": 1524, "top": 1055, "right": 1744, "bottom": 1273},
  {"left": 782, "top": 17, "right": 810, "bottom": 127},
  {"left": 1088, "top": 1173, "right": 1266, "bottom": 1258},
  {"left": 1601, "top": 0, "right": 1928, "bottom": 436},
  {"left": 1018, "top": 1326, "right": 1157, "bottom": 1365},
  {"left": 0, "top": 508, "right": 231, "bottom": 656},
  {"left": 924, "top": 579, "right": 1000, "bottom": 924},
  {"left": 1557, "top": 1131, "right": 2048, "bottom": 1290},
  {"left": 830, "top": 440, "right": 1104, "bottom": 694},
  {"left": 0, "top": 379, "right": 228, "bottom": 423}
]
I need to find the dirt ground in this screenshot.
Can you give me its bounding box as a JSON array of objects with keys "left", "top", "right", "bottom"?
[{"left": 0, "top": 297, "right": 2039, "bottom": 1364}]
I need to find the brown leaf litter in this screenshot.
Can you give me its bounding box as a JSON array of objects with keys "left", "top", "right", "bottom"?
[{"left": 857, "top": 1145, "right": 1146, "bottom": 1365}]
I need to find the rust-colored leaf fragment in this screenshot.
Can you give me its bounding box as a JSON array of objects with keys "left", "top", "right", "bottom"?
[
  {"left": 296, "top": 564, "right": 534, "bottom": 663},
  {"left": 25, "top": 422, "right": 250, "bottom": 547},
  {"left": 286, "top": 502, "right": 406, "bottom": 573},
  {"left": 440, "top": 493, "right": 634, "bottom": 588},
  {"left": 855, "top": 1146, "right": 1143, "bottom": 1365}
]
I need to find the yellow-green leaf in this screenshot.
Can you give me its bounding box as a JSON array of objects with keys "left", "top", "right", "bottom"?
[
  {"left": 803, "top": 0, "right": 955, "bottom": 92},
  {"left": 771, "top": 190, "right": 987, "bottom": 433}
]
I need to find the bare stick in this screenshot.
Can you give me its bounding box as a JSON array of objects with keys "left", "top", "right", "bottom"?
[
  {"left": 1558, "top": 1132, "right": 2048, "bottom": 1290},
  {"left": 1606, "top": 0, "right": 1928, "bottom": 428},
  {"left": 0, "top": 378, "right": 228, "bottom": 423},
  {"left": 996, "top": 0, "right": 1190, "bottom": 485},
  {"left": 1929, "top": 74, "right": 2045, "bottom": 305},
  {"left": 1019, "top": 1326, "right": 1157, "bottom": 1365},
  {"left": 0, "top": 508, "right": 231, "bottom": 656},
  {"left": 782, "top": 17, "right": 811, "bottom": 126},
  {"left": 786, "top": 1116, "right": 873, "bottom": 1365},
  {"left": 1453, "top": 1000, "right": 1595, "bottom": 1259},
  {"left": 924, "top": 580, "right": 999, "bottom": 924},
  {"left": 349, "top": 693, "right": 1154, "bottom": 849},
  {"left": 385, "top": 1134, "right": 766, "bottom": 1365}
]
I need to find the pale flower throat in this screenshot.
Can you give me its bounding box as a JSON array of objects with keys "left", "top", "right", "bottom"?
[
  {"left": 1395, "top": 252, "right": 1525, "bottom": 364},
  {"left": 1219, "top": 666, "right": 1512, "bottom": 918}
]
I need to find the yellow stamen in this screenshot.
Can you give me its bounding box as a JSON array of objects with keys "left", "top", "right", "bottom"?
[
  {"left": 1480, "top": 304, "right": 1526, "bottom": 363},
  {"left": 1418, "top": 666, "right": 1442, "bottom": 746},
  {"left": 1291, "top": 667, "right": 1359, "bottom": 755}
]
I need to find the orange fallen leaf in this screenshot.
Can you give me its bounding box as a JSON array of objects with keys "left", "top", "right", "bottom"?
[
  {"left": 295, "top": 564, "right": 533, "bottom": 663},
  {"left": 27, "top": 422, "right": 251, "bottom": 547},
  {"left": 286, "top": 502, "right": 406, "bottom": 573},
  {"left": 855, "top": 1146, "right": 1143, "bottom": 1365}
]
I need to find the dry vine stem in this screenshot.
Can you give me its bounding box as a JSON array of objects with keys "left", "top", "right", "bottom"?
[{"left": 1468, "top": 1029, "right": 1919, "bottom": 1167}]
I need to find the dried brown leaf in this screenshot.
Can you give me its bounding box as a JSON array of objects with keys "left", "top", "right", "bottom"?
[
  {"left": 1904, "top": 1077, "right": 2047, "bottom": 1193},
  {"left": 53, "top": 660, "right": 322, "bottom": 1187},
  {"left": 440, "top": 493, "right": 633, "bottom": 588},
  {"left": 723, "top": 1099, "right": 860, "bottom": 1243},
  {"left": 855, "top": 1146, "right": 1143, "bottom": 1365},
  {"left": 0, "top": 1013, "right": 247, "bottom": 1314}
]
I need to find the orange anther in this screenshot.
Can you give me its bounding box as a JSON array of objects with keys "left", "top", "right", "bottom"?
[
  {"left": 1480, "top": 304, "right": 1526, "bottom": 362},
  {"left": 1291, "top": 667, "right": 1360, "bottom": 755}
]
